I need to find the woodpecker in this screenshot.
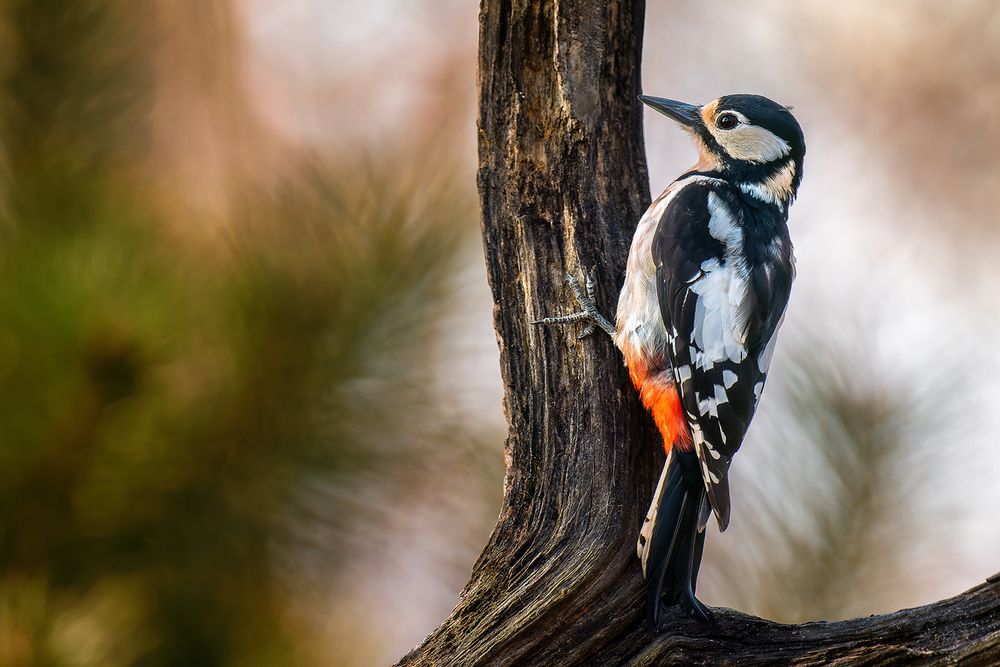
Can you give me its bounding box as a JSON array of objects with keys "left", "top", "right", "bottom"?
[{"left": 535, "top": 94, "right": 804, "bottom": 630}]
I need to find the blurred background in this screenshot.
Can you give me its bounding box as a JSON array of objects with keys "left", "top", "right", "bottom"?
[{"left": 1, "top": 1, "right": 998, "bottom": 665}]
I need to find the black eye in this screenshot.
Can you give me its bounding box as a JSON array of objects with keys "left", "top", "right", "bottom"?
[{"left": 716, "top": 112, "right": 739, "bottom": 130}]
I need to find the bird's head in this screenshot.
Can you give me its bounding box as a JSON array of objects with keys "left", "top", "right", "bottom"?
[{"left": 640, "top": 93, "right": 805, "bottom": 208}]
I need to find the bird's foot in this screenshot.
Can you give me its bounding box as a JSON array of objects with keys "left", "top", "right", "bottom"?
[
  {"left": 649, "top": 595, "right": 716, "bottom": 633},
  {"left": 532, "top": 273, "right": 615, "bottom": 340},
  {"left": 677, "top": 589, "right": 716, "bottom": 625},
  {"left": 650, "top": 601, "right": 672, "bottom": 634}
]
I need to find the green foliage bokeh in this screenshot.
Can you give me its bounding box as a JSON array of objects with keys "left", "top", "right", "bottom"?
[{"left": 0, "top": 3, "right": 472, "bottom": 665}]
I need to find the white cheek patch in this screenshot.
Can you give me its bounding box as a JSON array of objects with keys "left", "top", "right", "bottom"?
[{"left": 710, "top": 125, "right": 791, "bottom": 163}]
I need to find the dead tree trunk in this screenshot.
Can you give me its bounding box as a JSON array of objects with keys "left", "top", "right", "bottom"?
[{"left": 398, "top": 1, "right": 1000, "bottom": 664}]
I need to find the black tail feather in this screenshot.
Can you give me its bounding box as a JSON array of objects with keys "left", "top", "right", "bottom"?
[{"left": 644, "top": 450, "right": 713, "bottom": 630}]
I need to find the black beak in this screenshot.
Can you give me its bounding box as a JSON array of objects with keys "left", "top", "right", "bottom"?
[{"left": 639, "top": 95, "right": 701, "bottom": 128}]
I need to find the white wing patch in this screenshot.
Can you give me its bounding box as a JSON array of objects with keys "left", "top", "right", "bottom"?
[
  {"left": 687, "top": 194, "right": 750, "bottom": 368},
  {"left": 688, "top": 259, "right": 748, "bottom": 366},
  {"left": 707, "top": 192, "right": 744, "bottom": 250}
]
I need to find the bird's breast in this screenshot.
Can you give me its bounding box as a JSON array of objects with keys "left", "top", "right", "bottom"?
[{"left": 614, "top": 186, "right": 681, "bottom": 377}]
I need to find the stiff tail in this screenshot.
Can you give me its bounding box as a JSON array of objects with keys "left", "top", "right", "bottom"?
[{"left": 637, "top": 449, "right": 713, "bottom": 630}]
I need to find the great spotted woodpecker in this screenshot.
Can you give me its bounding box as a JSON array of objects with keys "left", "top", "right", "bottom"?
[{"left": 535, "top": 94, "right": 804, "bottom": 630}]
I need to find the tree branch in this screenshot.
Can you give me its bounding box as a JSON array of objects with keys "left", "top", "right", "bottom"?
[
  {"left": 596, "top": 577, "right": 1000, "bottom": 665},
  {"left": 397, "top": 1, "right": 1000, "bottom": 664}
]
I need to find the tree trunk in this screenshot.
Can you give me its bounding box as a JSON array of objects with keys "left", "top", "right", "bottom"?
[{"left": 397, "top": 1, "right": 1000, "bottom": 664}]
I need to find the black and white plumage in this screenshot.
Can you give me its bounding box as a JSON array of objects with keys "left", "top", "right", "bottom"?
[
  {"left": 532, "top": 93, "right": 805, "bottom": 630},
  {"left": 625, "top": 94, "right": 805, "bottom": 629},
  {"left": 654, "top": 177, "right": 794, "bottom": 531}
]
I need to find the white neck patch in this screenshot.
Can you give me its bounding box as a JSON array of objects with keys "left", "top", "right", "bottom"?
[{"left": 739, "top": 161, "right": 797, "bottom": 210}]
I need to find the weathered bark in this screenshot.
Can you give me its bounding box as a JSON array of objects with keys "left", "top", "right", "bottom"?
[{"left": 397, "top": 1, "right": 1000, "bottom": 664}]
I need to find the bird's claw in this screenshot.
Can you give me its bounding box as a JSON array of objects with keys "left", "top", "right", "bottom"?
[
  {"left": 532, "top": 272, "right": 615, "bottom": 339},
  {"left": 650, "top": 601, "right": 671, "bottom": 635},
  {"left": 650, "top": 595, "right": 716, "bottom": 634},
  {"left": 677, "top": 590, "right": 716, "bottom": 625}
]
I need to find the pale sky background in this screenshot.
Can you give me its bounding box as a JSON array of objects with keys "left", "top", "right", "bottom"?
[{"left": 238, "top": 1, "right": 1000, "bottom": 663}]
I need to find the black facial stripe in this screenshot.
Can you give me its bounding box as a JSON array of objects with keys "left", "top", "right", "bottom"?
[
  {"left": 695, "top": 125, "right": 726, "bottom": 156},
  {"left": 728, "top": 156, "right": 794, "bottom": 183}
]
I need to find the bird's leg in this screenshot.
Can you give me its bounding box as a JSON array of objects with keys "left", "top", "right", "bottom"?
[
  {"left": 675, "top": 526, "right": 714, "bottom": 623},
  {"left": 532, "top": 273, "right": 615, "bottom": 340}
]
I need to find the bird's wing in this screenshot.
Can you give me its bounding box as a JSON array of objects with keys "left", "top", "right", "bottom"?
[{"left": 652, "top": 180, "right": 792, "bottom": 531}]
